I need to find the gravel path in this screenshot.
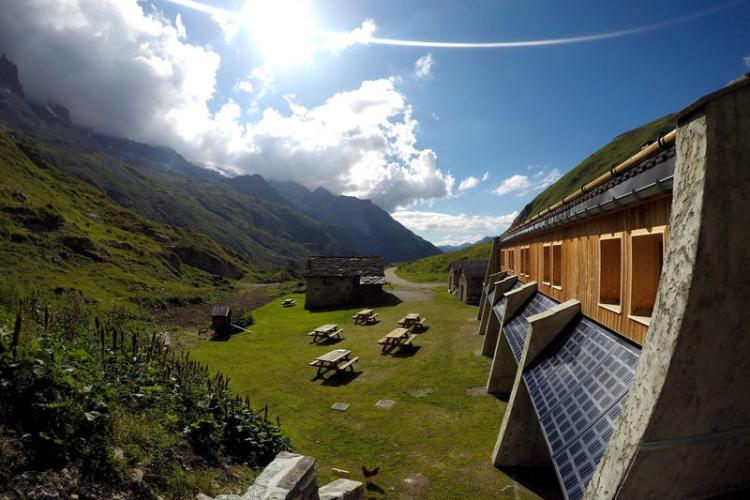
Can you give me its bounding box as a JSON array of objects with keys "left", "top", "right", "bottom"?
[{"left": 385, "top": 267, "right": 443, "bottom": 302}]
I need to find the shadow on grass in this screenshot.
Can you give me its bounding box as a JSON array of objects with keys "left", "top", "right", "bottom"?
[
  {"left": 304, "top": 292, "right": 402, "bottom": 313},
  {"left": 313, "top": 337, "right": 344, "bottom": 346},
  {"left": 387, "top": 345, "right": 422, "bottom": 358},
  {"left": 365, "top": 481, "right": 386, "bottom": 494},
  {"left": 491, "top": 392, "right": 511, "bottom": 403},
  {"left": 319, "top": 371, "right": 362, "bottom": 387},
  {"left": 501, "top": 466, "right": 563, "bottom": 500}
]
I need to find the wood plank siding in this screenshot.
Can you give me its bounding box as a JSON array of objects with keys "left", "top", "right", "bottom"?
[{"left": 498, "top": 195, "right": 671, "bottom": 345}]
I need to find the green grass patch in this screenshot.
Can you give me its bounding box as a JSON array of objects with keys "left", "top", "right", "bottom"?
[
  {"left": 395, "top": 242, "right": 493, "bottom": 283},
  {"left": 188, "top": 286, "right": 536, "bottom": 499}
]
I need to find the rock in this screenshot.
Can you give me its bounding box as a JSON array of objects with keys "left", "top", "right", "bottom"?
[
  {"left": 174, "top": 246, "right": 242, "bottom": 279},
  {"left": 318, "top": 479, "right": 364, "bottom": 500},
  {"left": 375, "top": 399, "right": 396, "bottom": 410},
  {"left": 401, "top": 473, "right": 430, "bottom": 498},
  {"left": 0, "top": 54, "right": 25, "bottom": 98},
  {"left": 466, "top": 386, "right": 486, "bottom": 396},
  {"left": 331, "top": 402, "right": 349, "bottom": 411}
]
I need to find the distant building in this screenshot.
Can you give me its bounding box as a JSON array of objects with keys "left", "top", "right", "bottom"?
[
  {"left": 455, "top": 260, "right": 486, "bottom": 305},
  {"left": 447, "top": 259, "right": 465, "bottom": 293},
  {"left": 303, "top": 256, "right": 385, "bottom": 310},
  {"left": 211, "top": 306, "right": 232, "bottom": 338}
]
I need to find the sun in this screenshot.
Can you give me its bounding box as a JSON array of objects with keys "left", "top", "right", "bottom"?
[{"left": 243, "top": 0, "right": 320, "bottom": 66}]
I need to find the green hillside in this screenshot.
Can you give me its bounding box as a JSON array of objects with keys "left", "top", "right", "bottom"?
[
  {"left": 0, "top": 129, "right": 256, "bottom": 309},
  {"left": 395, "top": 241, "right": 493, "bottom": 283},
  {"left": 512, "top": 113, "right": 676, "bottom": 227}
]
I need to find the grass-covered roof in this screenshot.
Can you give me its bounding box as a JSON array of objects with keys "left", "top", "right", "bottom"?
[{"left": 509, "top": 113, "right": 676, "bottom": 229}]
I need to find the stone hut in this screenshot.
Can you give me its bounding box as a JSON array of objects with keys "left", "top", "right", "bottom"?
[
  {"left": 303, "top": 256, "right": 385, "bottom": 310},
  {"left": 457, "top": 260, "right": 486, "bottom": 305},
  {"left": 447, "top": 259, "right": 465, "bottom": 293}
]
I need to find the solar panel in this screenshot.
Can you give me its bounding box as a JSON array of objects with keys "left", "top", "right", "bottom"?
[
  {"left": 523, "top": 317, "right": 641, "bottom": 500},
  {"left": 502, "top": 293, "right": 558, "bottom": 361},
  {"left": 492, "top": 297, "right": 507, "bottom": 321}
]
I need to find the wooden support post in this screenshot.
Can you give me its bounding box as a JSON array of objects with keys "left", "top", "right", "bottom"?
[
  {"left": 477, "top": 274, "right": 516, "bottom": 336},
  {"left": 481, "top": 281, "right": 536, "bottom": 357}
]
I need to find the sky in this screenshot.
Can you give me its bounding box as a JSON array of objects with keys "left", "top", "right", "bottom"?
[{"left": 0, "top": 0, "right": 747, "bottom": 246}]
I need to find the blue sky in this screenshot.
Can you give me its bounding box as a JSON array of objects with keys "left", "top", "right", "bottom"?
[{"left": 1, "top": 0, "right": 747, "bottom": 245}]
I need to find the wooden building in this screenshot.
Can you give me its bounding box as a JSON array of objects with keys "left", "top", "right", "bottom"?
[
  {"left": 478, "top": 78, "right": 750, "bottom": 500},
  {"left": 303, "top": 256, "right": 385, "bottom": 310},
  {"left": 211, "top": 306, "right": 232, "bottom": 338}
]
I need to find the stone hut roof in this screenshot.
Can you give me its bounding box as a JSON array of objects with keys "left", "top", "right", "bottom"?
[
  {"left": 459, "top": 260, "right": 487, "bottom": 280},
  {"left": 448, "top": 259, "right": 466, "bottom": 271},
  {"left": 304, "top": 256, "right": 385, "bottom": 279}
]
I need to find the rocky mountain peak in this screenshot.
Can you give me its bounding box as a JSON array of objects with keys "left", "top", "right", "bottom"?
[{"left": 0, "top": 54, "right": 25, "bottom": 99}]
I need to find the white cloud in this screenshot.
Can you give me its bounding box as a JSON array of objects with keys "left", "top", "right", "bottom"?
[
  {"left": 535, "top": 168, "right": 562, "bottom": 190},
  {"left": 414, "top": 53, "right": 435, "bottom": 78},
  {"left": 492, "top": 168, "right": 561, "bottom": 197},
  {"left": 457, "top": 171, "right": 491, "bottom": 192},
  {"left": 458, "top": 176, "right": 479, "bottom": 192},
  {"left": 0, "top": 0, "right": 220, "bottom": 147},
  {"left": 233, "top": 79, "right": 254, "bottom": 94},
  {"left": 0, "top": 0, "right": 453, "bottom": 212},
  {"left": 493, "top": 175, "right": 533, "bottom": 196},
  {"left": 175, "top": 13, "right": 187, "bottom": 40},
  {"left": 391, "top": 210, "right": 517, "bottom": 234}
]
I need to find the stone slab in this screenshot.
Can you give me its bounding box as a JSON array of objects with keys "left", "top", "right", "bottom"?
[{"left": 375, "top": 399, "right": 396, "bottom": 409}]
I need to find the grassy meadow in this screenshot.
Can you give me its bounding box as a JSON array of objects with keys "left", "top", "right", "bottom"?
[
  {"left": 394, "top": 242, "right": 493, "bottom": 283},
  {"left": 187, "top": 283, "right": 537, "bottom": 499}
]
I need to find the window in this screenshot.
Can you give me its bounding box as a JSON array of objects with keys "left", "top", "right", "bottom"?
[
  {"left": 508, "top": 249, "right": 514, "bottom": 272},
  {"left": 542, "top": 245, "right": 551, "bottom": 284},
  {"left": 599, "top": 235, "right": 622, "bottom": 313},
  {"left": 552, "top": 243, "right": 562, "bottom": 289},
  {"left": 520, "top": 246, "right": 531, "bottom": 277},
  {"left": 630, "top": 229, "right": 665, "bottom": 325},
  {"left": 500, "top": 249, "right": 505, "bottom": 270}
]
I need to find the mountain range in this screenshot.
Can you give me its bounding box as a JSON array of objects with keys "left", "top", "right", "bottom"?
[
  {"left": 437, "top": 236, "right": 493, "bottom": 253},
  {"left": 0, "top": 55, "right": 439, "bottom": 283}
]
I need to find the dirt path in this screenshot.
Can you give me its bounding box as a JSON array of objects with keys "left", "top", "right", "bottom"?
[{"left": 385, "top": 267, "right": 443, "bottom": 302}]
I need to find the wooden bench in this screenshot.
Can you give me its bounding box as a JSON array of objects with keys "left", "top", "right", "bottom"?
[
  {"left": 402, "top": 334, "right": 417, "bottom": 346},
  {"left": 338, "top": 356, "right": 359, "bottom": 372},
  {"left": 328, "top": 329, "right": 343, "bottom": 340}
]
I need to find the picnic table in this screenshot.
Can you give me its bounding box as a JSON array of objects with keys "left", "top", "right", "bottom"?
[
  {"left": 308, "top": 324, "right": 343, "bottom": 343},
  {"left": 308, "top": 349, "right": 359, "bottom": 378},
  {"left": 398, "top": 313, "right": 427, "bottom": 332},
  {"left": 282, "top": 298, "right": 297, "bottom": 307},
  {"left": 378, "top": 327, "right": 417, "bottom": 353},
  {"left": 352, "top": 309, "right": 378, "bottom": 325}
]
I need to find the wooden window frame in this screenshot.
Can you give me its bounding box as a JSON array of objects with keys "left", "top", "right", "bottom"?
[
  {"left": 520, "top": 246, "right": 531, "bottom": 277},
  {"left": 508, "top": 249, "right": 514, "bottom": 273},
  {"left": 551, "top": 242, "right": 563, "bottom": 290},
  {"left": 542, "top": 244, "right": 551, "bottom": 285},
  {"left": 598, "top": 233, "right": 623, "bottom": 315},
  {"left": 628, "top": 226, "right": 667, "bottom": 326}
]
